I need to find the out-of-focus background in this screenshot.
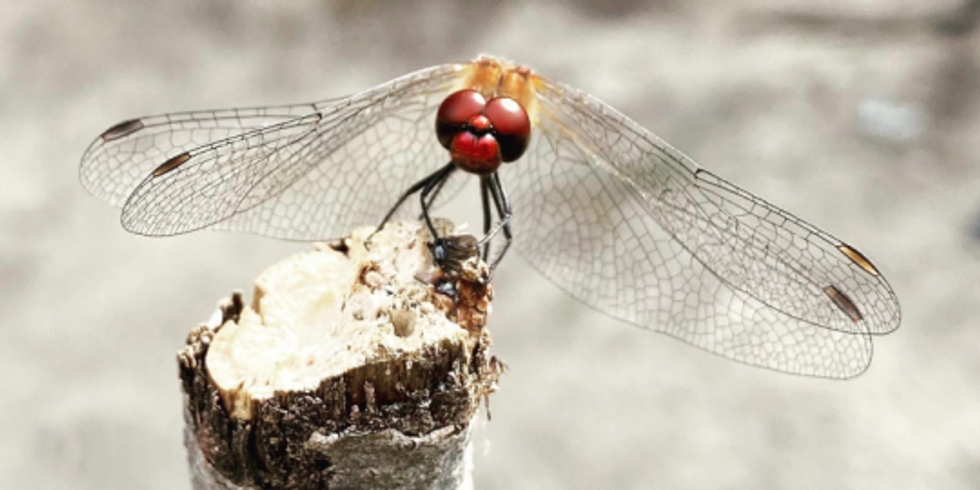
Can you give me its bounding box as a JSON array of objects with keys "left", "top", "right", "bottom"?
[{"left": 3, "top": 1, "right": 979, "bottom": 489}]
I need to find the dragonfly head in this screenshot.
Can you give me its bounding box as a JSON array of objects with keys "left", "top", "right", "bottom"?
[{"left": 436, "top": 89, "right": 531, "bottom": 174}]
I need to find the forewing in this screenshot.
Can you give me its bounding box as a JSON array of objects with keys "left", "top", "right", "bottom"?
[
  {"left": 80, "top": 102, "right": 329, "bottom": 207},
  {"left": 214, "top": 76, "right": 468, "bottom": 240},
  {"left": 81, "top": 63, "right": 466, "bottom": 238},
  {"left": 500, "top": 78, "right": 900, "bottom": 377},
  {"left": 533, "top": 79, "right": 900, "bottom": 337}
]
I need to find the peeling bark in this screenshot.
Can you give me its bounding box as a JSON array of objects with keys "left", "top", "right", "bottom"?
[{"left": 177, "top": 222, "right": 502, "bottom": 490}]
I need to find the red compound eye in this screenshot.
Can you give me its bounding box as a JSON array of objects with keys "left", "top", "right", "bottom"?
[
  {"left": 484, "top": 97, "right": 531, "bottom": 163},
  {"left": 436, "top": 90, "right": 487, "bottom": 149}
]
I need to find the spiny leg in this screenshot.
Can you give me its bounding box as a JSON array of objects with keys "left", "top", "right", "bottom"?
[
  {"left": 418, "top": 163, "right": 456, "bottom": 240},
  {"left": 418, "top": 166, "right": 456, "bottom": 219},
  {"left": 478, "top": 173, "right": 512, "bottom": 245},
  {"left": 484, "top": 172, "right": 513, "bottom": 274},
  {"left": 480, "top": 176, "right": 493, "bottom": 261},
  {"left": 370, "top": 161, "right": 454, "bottom": 242}
]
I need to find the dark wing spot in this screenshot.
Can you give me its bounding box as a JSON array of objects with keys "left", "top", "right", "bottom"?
[
  {"left": 151, "top": 152, "right": 191, "bottom": 177},
  {"left": 823, "top": 285, "right": 864, "bottom": 322},
  {"left": 838, "top": 243, "right": 880, "bottom": 276},
  {"left": 100, "top": 119, "right": 145, "bottom": 142}
]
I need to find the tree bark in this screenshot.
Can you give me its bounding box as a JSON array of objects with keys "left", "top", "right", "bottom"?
[{"left": 177, "top": 221, "right": 502, "bottom": 490}]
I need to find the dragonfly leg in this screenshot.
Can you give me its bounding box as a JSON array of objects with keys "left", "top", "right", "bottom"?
[
  {"left": 480, "top": 176, "right": 492, "bottom": 261},
  {"left": 418, "top": 164, "right": 456, "bottom": 240},
  {"left": 418, "top": 167, "right": 455, "bottom": 219},
  {"left": 370, "top": 162, "right": 454, "bottom": 243},
  {"left": 483, "top": 172, "right": 513, "bottom": 276}
]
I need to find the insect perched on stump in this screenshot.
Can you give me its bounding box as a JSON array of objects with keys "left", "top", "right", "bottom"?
[{"left": 80, "top": 55, "right": 900, "bottom": 378}]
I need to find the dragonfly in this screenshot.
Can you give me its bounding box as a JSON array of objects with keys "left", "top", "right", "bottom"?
[{"left": 80, "top": 55, "right": 900, "bottom": 379}]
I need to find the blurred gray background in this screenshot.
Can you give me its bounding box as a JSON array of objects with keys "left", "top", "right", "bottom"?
[{"left": 3, "top": 1, "right": 979, "bottom": 489}]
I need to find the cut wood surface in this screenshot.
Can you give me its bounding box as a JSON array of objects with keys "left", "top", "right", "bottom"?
[{"left": 177, "top": 221, "right": 502, "bottom": 490}]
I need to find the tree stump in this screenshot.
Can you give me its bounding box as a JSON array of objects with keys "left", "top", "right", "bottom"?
[{"left": 177, "top": 221, "right": 502, "bottom": 490}]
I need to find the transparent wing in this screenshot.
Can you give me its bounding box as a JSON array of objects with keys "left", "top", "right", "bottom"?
[
  {"left": 80, "top": 102, "right": 332, "bottom": 207},
  {"left": 499, "top": 78, "right": 900, "bottom": 378},
  {"left": 80, "top": 63, "right": 467, "bottom": 239},
  {"left": 213, "top": 80, "right": 467, "bottom": 240}
]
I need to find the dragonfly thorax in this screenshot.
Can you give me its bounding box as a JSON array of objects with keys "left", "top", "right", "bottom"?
[{"left": 436, "top": 89, "right": 531, "bottom": 174}]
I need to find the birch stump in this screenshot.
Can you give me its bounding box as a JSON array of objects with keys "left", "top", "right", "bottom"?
[{"left": 177, "top": 221, "right": 502, "bottom": 490}]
